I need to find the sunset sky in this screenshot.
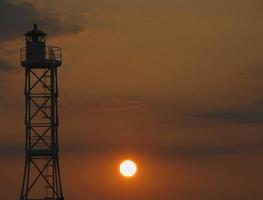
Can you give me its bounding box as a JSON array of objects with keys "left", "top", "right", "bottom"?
[{"left": 1, "top": 0, "right": 263, "bottom": 199}]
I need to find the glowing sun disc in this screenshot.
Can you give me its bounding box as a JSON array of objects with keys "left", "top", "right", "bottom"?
[{"left": 119, "top": 160, "right": 137, "bottom": 177}]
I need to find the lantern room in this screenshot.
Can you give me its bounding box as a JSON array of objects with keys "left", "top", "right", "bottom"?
[{"left": 21, "top": 24, "right": 62, "bottom": 68}]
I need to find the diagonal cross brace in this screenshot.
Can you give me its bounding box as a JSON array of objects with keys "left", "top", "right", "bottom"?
[
  {"left": 23, "top": 158, "right": 59, "bottom": 198},
  {"left": 30, "top": 126, "right": 51, "bottom": 149},
  {"left": 30, "top": 97, "right": 51, "bottom": 121},
  {"left": 30, "top": 69, "right": 51, "bottom": 93}
]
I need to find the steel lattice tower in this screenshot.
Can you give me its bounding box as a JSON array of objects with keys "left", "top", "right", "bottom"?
[{"left": 20, "top": 24, "right": 64, "bottom": 200}]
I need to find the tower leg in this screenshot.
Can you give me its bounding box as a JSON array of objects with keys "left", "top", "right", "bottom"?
[{"left": 20, "top": 68, "right": 63, "bottom": 200}]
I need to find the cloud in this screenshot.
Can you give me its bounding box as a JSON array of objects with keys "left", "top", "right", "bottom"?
[
  {"left": 157, "top": 142, "right": 263, "bottom": 158},
  {"left": 43, "top": 141, "right": 263, "bottom": 158},
  {"left": 0, "top": 144, "right": 22, "bottom": 157},
  {"left": 0, "top": 0, "right": 84, "bottom": 41},
  {"left": 2, "top": 141, "right": 263, "bottom": 158},
  {"left": 194, "top": 111, "right": 263, "bottom": 124},
  {"left": 62, "top": 97, "right": 144, "bottom": 111},
  {"left": 0, "top": 58, "right": 14, "bottom": 71}
]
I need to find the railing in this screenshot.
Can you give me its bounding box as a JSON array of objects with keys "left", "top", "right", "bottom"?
[
  {"left": 45, "top": 46, "right": 62, "bottom": 62},
  {"left": 20, "top": 46, "right": 62, "bottom": 65}
]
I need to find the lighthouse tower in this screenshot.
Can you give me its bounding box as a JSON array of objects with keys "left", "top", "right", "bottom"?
[{"left": 20, "top": 24, "right": 64, "bottom": 200}]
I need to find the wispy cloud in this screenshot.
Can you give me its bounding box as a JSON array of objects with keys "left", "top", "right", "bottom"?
[
  {"left": 61, "top": 97, "right": 144, "bottom": 111},
  {"left": 0, "top": 58, "right": 14, "bottom": 71},
  {"left": 2, "top": 141, "right": 263, "bottom": 158},
  {"left": 193, "top": 111, "right": 263, "bottom": 124}
]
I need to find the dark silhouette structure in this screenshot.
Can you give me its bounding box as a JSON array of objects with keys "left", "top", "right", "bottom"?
[{"left": 20, "top": 24, "right": 64, "bottom": 200}]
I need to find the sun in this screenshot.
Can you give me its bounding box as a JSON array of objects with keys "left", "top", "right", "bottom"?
[{"left": 119, "top": 160, "right": 137, "bottom": 177}]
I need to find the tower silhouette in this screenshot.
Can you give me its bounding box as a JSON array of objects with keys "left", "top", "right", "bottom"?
[{"left": 20, "top": 24, "right": 64, "bottom": 200}]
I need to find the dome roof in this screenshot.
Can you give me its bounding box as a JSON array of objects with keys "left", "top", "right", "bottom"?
[{"left": 24, "top": 24, "right": 46, "bottom": 37}]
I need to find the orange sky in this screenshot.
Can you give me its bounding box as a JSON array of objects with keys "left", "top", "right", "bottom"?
[{"left": 1, "top": 0, "right": 263, "bottom": 199}]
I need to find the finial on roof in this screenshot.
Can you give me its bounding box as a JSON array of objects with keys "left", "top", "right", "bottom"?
[{"left": 24, "top": 24, "right": 46, "bottom": 36}]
